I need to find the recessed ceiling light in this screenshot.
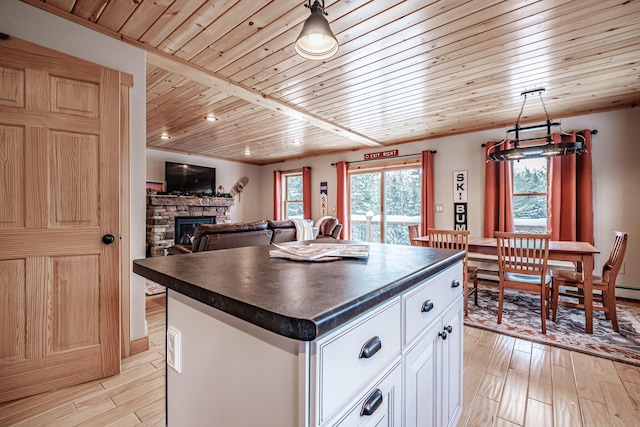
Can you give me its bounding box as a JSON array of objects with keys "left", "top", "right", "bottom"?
[
  {"left": 205, "top": 114, "right": 217, "bottom": 122},
  {"left": 160, "top": 133, "right": 170, "bottom": 139},
  {"left": 244, "top": 147, "right": 251, "bottom": 156},
  {"left": 293, "top": 140, "right": 302, "bottom": 145}
]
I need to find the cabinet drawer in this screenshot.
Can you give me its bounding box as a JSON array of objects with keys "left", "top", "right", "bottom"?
[
  {"left": 331, "top": 360, "right": 402, "bottom": 427},
  {"left": 316, "top": 299, "right": 401, "bottom": 423},
  {"left": 403, "top": 263, "right": 463, "bottom": 345}
]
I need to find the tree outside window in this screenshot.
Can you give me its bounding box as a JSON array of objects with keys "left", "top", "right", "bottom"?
[
  {"left": 349, "top": 166, "right": 421, "bottom": 244},
  {"left": 283, "top": 173, "right": 303, "bottom": 219},
  {"left": 512, "top": 158, "right": 548, "bottom": 233}
]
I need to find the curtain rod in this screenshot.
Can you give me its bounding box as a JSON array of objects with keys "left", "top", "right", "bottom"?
[
  {"left": 276, "top": 166, "right": 311, "bottom": 173},
  {"left": 481, "top": 129, "right": 598, "bottom": 147},
  {"left": 331, "top": 151, "right": 435, "bottom": 166}
]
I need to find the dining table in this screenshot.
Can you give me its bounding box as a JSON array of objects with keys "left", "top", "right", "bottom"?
[{"left": 413, "top": 235, "right": 601, "bottom": 333}]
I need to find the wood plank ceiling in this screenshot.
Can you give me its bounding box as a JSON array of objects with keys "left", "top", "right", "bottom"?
[{"left": 23, "top": 0, "right": 640, "bottom": 165}]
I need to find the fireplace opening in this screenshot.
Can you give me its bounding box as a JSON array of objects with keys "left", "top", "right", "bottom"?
[{"left": 175, "top": 216, "right": 216, "bottom": 245}]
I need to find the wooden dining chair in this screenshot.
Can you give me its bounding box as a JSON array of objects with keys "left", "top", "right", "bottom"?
[
  {"left": 426, "top": 229, "right": 479, "bottom": 316},
  {"left": 495, "top": 232, "right": 552, "bottom": 333},
  {"left": 551, "top": 231, "right": 628, "bottom": 332},
  {"left": 408, "top": 224, "right": 421, "bottom": 246}
]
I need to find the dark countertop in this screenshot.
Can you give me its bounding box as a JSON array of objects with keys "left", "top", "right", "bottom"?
[{"left": 133, "top": 243, "right": 464, "bottom": 341}]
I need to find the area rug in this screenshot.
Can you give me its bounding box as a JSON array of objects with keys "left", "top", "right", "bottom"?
[
  {"left": 465, "top": 286, "right": 640, "bottom": 366},
  {"left": 144, "top": 279, "right": 166, "bottom": 296}
]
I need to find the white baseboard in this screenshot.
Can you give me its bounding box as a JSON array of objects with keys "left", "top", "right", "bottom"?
[{"left": 616, "top": 287, "right": 640, "bottom": 301}]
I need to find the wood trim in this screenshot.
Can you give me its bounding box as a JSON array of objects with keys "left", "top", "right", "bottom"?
[
  {"left": 120, "top": 73, "right": 133, "bottom": 88},
  {"left": 120, "top": 80, "right": 132, "bottom": 358},
  {"left": 129, "top": 336, "right": 150, "bottom": 356}
]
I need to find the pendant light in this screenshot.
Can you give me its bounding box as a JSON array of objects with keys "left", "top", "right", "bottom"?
[
  {"left": 487, "top": 89, "right": 586, "bottom": 161},
  {"left": 295, "top": 0, "right": 339, "bottom": 60}
]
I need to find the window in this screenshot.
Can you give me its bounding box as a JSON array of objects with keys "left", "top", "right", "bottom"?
[
  {"left": 282, "top": 172, "right": 303, "bottom": 219},
  {"left": 512, "top": 158, "right": 548, "bottom": 233},
  {"left": 349, "top": 164, "right": 421, "bottom": 245}
]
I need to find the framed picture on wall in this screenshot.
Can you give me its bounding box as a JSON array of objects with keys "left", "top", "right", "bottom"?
[{"left": 146, "top": 181, "right": 164, "bottom": 192}]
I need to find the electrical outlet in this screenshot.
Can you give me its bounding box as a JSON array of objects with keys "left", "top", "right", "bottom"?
[
  {"left": 167, "top": 326, "right": 181, "bottom": 373},
  {"left": 435, "top": 204, "right": 444, "bottom": 213}
]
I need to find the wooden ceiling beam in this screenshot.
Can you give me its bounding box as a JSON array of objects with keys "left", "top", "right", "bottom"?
[{"left": 145, "top": 49, "right": 381, "bottom": 148}]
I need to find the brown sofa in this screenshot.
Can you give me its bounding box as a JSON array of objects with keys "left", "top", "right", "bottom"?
[{"left": 167, "top": 219, "right": 299, "bottom": 255}]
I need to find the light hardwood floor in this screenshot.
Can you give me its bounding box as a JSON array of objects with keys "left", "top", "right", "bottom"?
[
  {"left": 1, "top": 294, "right": 639, "bottom": 426},
  {"left": 0, "top": 295, "right": 166, "bottom": 427},
  {"left": 461, "top": 325, "right": 640, "bottom": 427}
]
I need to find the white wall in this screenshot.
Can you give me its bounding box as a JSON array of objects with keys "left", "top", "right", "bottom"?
[
  {"left": 146, "top": 150, "right": 262, "bottom": 222},
  {"left": 256, "top": 108, "right": 640, "bottom": 297},
  {"left": 0, "top": 0, "right": 148, "bottom": 339}
]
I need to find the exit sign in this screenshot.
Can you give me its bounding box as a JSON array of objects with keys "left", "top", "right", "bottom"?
[{"left": 364, "top": 149, "right": 398, "bottom": 160}]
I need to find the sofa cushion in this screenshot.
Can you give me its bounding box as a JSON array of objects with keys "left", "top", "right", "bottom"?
[
  {"left": 192, "top": 220, "right": 269, "bottom": 252},
  {"left": 267, "top": 220, "right": 295, "bottom": 230},
  {"left": 197, "top": 220, "right": 269, "bottom": 234},
  {"left": 199, "top": 229, "right": 273, "bottom": 252},
  {"left": 267, "top": 220, "right": 297, "bottom": 244}
]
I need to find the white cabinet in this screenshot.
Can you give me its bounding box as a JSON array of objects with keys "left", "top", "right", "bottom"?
[
  {"left": 402, "top": 266, "right": 464, "bottom": 427},
  {"left": 314, "top": 263, "right": 463, "bottom": 427},
  {"left": 164, "top": 261, "right": 463, "bottom": 427}
]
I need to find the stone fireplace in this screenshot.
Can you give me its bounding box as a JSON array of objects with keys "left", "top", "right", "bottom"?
[{"left": 146, "top": 195, "right": 234, "bottom": 257}]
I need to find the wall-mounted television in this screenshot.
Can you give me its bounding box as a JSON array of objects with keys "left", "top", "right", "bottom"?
[{"left": 165, "top": 162, "right": 216, "bottom": 195}]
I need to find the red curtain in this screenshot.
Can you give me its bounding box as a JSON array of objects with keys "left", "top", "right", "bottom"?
[
  {"left": 336, "top": 161, "right": 348, "bottom": 239},
  {"left": 273, "top": 170, "right": 282, "bottom": 220},
  {"left": 547, "top": 130, "right": 594, "bottom": 244},
  {"left": 421, "top": 151, "right": 435, "bottom": 235},
  {"left": 484, "top": 141, "right": 514, "bottom": 237},
  {"left": 302, "top": 167, "right": 312, "bottom": 219}
]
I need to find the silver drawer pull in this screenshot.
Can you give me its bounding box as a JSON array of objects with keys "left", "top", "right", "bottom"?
[
  {"left": 451, "top": 279, "right": 461, "bottom": 288},
  {"left": 421, "top": 300, "right": 434, "bottom": 312},
  {"left": 359, "top": 336, "right": 382, "bottom": 359},
  {"left": 360, "top": 389, "right": 383, "bottom": 416}
]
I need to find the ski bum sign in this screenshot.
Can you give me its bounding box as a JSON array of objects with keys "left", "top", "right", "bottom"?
[{"left": 453, "top": 171, "right": 468, "bottom": 230}]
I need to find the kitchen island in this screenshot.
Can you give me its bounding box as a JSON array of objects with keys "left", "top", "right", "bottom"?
[{"left": 133, "top": 242, "right": 464, "bottom": 427}]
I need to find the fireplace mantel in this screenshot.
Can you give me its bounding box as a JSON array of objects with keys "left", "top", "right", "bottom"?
[{"left": 146, "top": 195, "right": 235, "bottom": 257}]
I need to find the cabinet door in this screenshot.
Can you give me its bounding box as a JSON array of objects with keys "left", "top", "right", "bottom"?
[
  {"left": 332, "top": 362, "right": 402, "bottom": 427},
  {"left": 403, "top": 320, "right": 441, "bottom": 427},
  {"left": 441, "top": 296, "right": 463, "bottom": 427}
]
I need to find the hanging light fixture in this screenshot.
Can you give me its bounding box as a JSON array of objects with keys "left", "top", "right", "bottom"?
[
  {"left": 295, "top": 0, "right": 339, "bottom": 60},
  {"left": 487, "top": 89, "right": 586, "bottom": 161}
]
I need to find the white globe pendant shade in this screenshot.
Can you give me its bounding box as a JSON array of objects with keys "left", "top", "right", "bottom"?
[{"left": 295, "top": 1, "right": 339, "bottom": 60}]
